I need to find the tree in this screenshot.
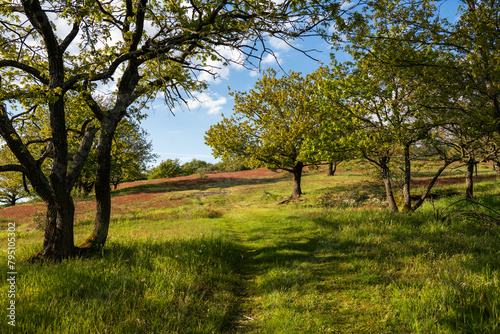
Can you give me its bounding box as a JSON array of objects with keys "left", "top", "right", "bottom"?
[
  {"left": 321, "top": 0, "right": 500, "bottom": 211},
  {"left": 181, "top": 159, "right": 210, "bottom": 176},
  {"left": 0, "top": 172, "right": 29, "bottom": 206},
  {"left": 205, "top": 69, "right": 324, "bottom": 197},
  {"left": 436, "top": 121, "right": 500, "bottom": 199},
  {"left": 0, "top": 0, "right": 339, "bottom": 260},
  {"left": 148, "top": 159, "right": 183, "bottom": 179},
  {"left": 344, "top": 0, "right": 500, "bottom": 152},
  {"left": 309, "top": 59, "right": 460, "bottom": 212},
  {"left": 0, "top": 148, "right": 29, "bottom": 206}
]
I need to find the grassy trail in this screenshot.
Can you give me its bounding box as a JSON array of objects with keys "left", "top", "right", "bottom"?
[{"left": 218, "top": 208, "right": 405, "bottom": 333}]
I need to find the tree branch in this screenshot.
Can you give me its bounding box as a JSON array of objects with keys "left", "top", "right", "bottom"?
[
  {"left": 0, "top": 60, "right": 49, "bottom": 85},
  {"left": 0, "top": 103, "right": 53, "bottom": 202},
  {"left": 0, "top": 164, "right": 26, "bottom": 174},
  {"left": 60, "top": 22, "right": 80, "bottom": 54}
]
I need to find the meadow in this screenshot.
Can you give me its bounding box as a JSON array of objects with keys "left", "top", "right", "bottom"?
[{"left": 1, "top": 164, "right": 499, "bottom": 333}]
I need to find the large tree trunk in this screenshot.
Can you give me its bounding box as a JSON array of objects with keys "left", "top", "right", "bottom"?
[
  {"left": 33, "top": 198, "right": 76, "bottom": 260},
  {"left": 33, "top": 95, "right": 78, "bottom": 259},
  {"left": 291, "top": 162, "right": 304, "bottom": 198},
  {"left": 465, "top": 160, "right": 475, "bottom": 199},
  {"left": 402, "top": 144, "right": 411, "bottom": 212},
  {"left": 80, "top": 119, "right": 118, "bottom": 251}
]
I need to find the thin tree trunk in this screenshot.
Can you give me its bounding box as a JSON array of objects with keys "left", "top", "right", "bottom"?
[
  {"left": 381, "top": 161, "right": 398, "bottom": 212},
  {"left": 328, "top": 161, "right": 338, "bottom": 176},
  {"left": 465, "top": 160, "right": 474, "bottom": 199},
  {"left": 402, "top": 144, "right": 411, "bottom": 212},
  {"left": 412, "top": 161, "right": 453, "bottom": 211},
  {"left": 79, "top": 120, "right": 118, "bottom": 250},
  {"left": 291, "top": 161, "right": 304, "bottom": 198}
]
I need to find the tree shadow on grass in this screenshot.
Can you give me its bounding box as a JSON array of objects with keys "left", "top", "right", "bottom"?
[
  {"left": 112, "top": 174, "right": 291, "bottom": 197},
  {"left": 14, "top": 236, "right": 247, "bottom": 334},
  {"left": 311, "top": 213, "right": 500, "bottom": 333}
]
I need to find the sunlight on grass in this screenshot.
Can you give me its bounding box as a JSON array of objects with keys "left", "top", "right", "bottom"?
[{"left": 0, "top": 168, "right": 498, "bottom": 333}]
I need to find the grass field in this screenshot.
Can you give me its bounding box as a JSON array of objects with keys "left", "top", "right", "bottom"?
[{"left": 1, "top": 165, "right": 499, "bottom": 333}]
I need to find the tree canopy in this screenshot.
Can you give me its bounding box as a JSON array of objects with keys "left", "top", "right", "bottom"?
[{"left": 205, "top": 68, "right": 325, "bottom": 197}]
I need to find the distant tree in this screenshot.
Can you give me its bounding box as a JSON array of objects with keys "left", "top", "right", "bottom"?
[
  {"left": 0, "top": 172, "right": 30, "bottom": 206},
  {"left": 0, "top": 147, "right": 33, "bottom": 206},
  {"left": 181, "top": 159, "right": 210, "bottom": 176},
  {"left": 205, "top": 69, "right": 324, "bottom": 197},
  {"left": 149, "top": 159, "right": 183, "bottom": 179},
  {"left": 436, "top": 122, "right": 500, "bottom": 199}
]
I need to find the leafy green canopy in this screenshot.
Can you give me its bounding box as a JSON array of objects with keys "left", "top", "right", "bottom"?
[{"left": 205, "top": 68, "right": 323, "bottom": 173}]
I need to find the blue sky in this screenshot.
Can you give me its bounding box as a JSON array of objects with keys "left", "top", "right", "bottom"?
[
  {"left": 140, "top": 35, "right": 341, "bottom": 166},
  {"left": 140, "top": 0, "right": 461, "bottom": 167}
]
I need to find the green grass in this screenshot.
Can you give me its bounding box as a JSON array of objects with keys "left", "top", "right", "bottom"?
[{"left": 1, "top": 167, "right": 499, "bottom": 333}]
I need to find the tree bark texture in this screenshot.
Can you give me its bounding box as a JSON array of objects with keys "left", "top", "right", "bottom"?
[
  {"left": 292, "top": 162, "right": 304, "bottom": 198},
  {"left": 402, "top": 144, "right": 411, "bottom": 212},
  {"left": 465, "top": 161, "right": 475, "bottom": 199}
]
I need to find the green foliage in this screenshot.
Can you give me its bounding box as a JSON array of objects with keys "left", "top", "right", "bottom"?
[
  {"left": 205, "top": 68, "right": 323, "bottom": 172},
  {"left": 0, "top": 171, "right": 29, "bottom": 206},
  {"left": 148, "top": 158, "right": 183, "bottom": 179},
  {"left": 181, "top": 159, "right": 210, "bottom": 176}
]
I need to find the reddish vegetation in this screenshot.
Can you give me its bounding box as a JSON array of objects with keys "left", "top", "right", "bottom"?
[
  {"left": 0, "top": 202, "right": 46, "bottom": 227},
  {"left": 0, "top": 168, "right": 279, "bottom": 227},
  {"left": 116, "top": 167, "right": 279, "bottom": 190},
  {"left": 1, "top": 167, "right": 496, "bottom": 227},
  {"left": 411, "top": 174, "right": 498, "bottom": 187}
]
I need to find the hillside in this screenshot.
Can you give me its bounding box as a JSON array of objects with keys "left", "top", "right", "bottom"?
[{"left": 0, "top": 165, "right": 499, "bottom": 333}]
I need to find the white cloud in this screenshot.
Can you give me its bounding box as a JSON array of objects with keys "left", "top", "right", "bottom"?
[
  {"left": 269, "top": 37, "right": 291, "bottom": 51},
  {"left": 187, "top": 92, "right": 227, "bottom": 115},
  {"left": 249, "top": 69, "right": 260, "bottom": 77},
  {"left": 197, "top": 46, "right": 246, "bottom": 84},
  {"left": 262, "top": 52, "right": 282, "bottom": 65}
]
